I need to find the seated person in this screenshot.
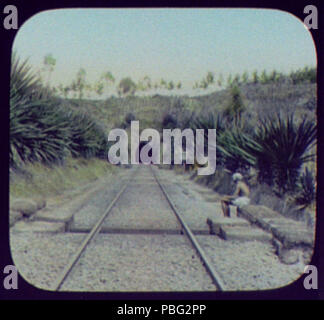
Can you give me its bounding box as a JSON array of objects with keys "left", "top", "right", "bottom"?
[{"left": 221, "top": 173, "right": 250, "bottom": 218}]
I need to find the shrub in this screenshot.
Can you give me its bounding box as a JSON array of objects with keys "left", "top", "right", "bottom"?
[
  {"left": 120, "top": 112, "right": 136, "bottom": 129},
  {"left": 10, "top": 98, "right": 70, "bottom": 167},
  {"left": 10, "top": 52, "right": 52, "bottom": 101},
  {"left": 190, "top": 112, "right": 255, "bottom": 171},
  {"left": 66, "top": 110, "right": 107, "bottom": 159},
  {"left": 10, "top": 54, "right": 108, "bottom": 168},
  {"left": 124, "top": 112, "right": 136, "bottom": 125},
  {"left": 250, "top": 113, "right": 316, "bottom": 191},
  {"left": 216, "top": 127, "right": 256, "bottom": 172},
  {"left": 191, "top": 112, "right": 226, "bottom": 136},
  {"left": 289, "top": 67, "right": 316, "bottom": 85},
  {"left": 117, "top": 77, "right": 136, "bottom": 96},
  {"left": 224, "top": 85, "right": 246, "bottom": 125},
  {"left": 162, "top": 113, "right": 178, "bottom": 129},
  {"left": 294, "top": 167, "right": 316, "bottom": 209}
]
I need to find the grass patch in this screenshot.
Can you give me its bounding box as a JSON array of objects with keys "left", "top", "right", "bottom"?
[{"left": 10, "top": 157, "right": 117, "bottom": 200}]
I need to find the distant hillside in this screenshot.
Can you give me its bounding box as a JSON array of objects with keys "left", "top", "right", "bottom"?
[
  {"left": 61, "top": 79, "right": 316, "bottom": 133},
  {"left": 195, "top": 82, "right": 316, "bottom": 121}
]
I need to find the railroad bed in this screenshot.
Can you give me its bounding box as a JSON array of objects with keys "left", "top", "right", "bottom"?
[{"left": 10, "top": 165, "right": 306, "bottom": 291}]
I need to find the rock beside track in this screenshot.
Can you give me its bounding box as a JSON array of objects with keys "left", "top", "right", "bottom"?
[
  {"left": 10, "top": 198, "right": 38, "bottom": 217},
  {"left": 12, "top": 220, "right": 65, "bottom": 233},
  {"left": 238, "top": 205, "right": 314, "bottom": 265}
]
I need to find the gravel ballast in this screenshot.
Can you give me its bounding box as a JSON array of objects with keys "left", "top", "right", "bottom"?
[
  {"left": 196, "top": 236, "right": 305, "bottom": 291},
  {"left": 101, "top": 168, "right": 182, "bottom": 231},
  {"left": 10, "top": 231, "right": 85, "bottom": 290},
  {"left": 61, "top": 234, "right": 215, "bottom": 292},
  {"left": 71, "top": 172, "right": 132, "bottom": 229}
]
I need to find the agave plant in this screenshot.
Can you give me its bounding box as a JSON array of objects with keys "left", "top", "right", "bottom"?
[
  {"left": 10, "top": 54, "right": 108, "bottom": 168},
  {"left": 10, "top": 98, "right": 70, "bottom": 167},
  {"left": 201, "top": 112, "right": 316, "bottom": 192},
  {"left": 192, "top": 112, "right": 226, "bottom": 136},
  {"left": 66, "top": 110, "right": 107, "bottom": 159},
  {"left": 216, "top": 127, "right": 257, "bottom": 172},
  {"left": 190, "top": 112, "right": 256, "bottom": 170},
  {"left": 294, "top": 167, "right": 316, "bottom": 209},
  {"left": 10, "top": 52, "right": 51, "bottom": 100},
  {"left": 10, "top": 54, "right": 66, "bottom": 167},
  {"left": 251, "top": 113, "right": 316, "bottom": 191}
]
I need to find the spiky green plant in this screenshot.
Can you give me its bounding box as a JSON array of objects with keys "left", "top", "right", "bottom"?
[
  {"left": 10, "top": 54, "right": 108, "bottom": 168},
  {"left": 10, "top": 53, "right": 66, "bottom": 167},
  {"left": 10, "top": 98, "right": 70, "bottom": 167},
  {"left": 190, "top": 112, "right": 254, "bottom": 169},
  {"left": 216, "top": 127, "right": 257, "bottom": 172},
  {"left": 294, "top": 167, "right": 316, "bottom": 209},
  {"left": 11, "top": 52, "right": 52, "bottom": 100},
  {"left": 224, "top": 85, "right": 246, "bottom": 126},
  {"left": 194, "top": 111, "right": 316, "bottom": 192},
  {"left": 251, "top": 113, "right": 316, "bottom": 191},
  {"left": 191, "top": 112, "right": 226, "bottom": 136},
  {"left": 66, "top": 110, "right": 107, "bottom": 159}
]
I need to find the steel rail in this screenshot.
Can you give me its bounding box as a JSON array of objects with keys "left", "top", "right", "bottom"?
[
  {"left": 51, "top": 167, "right": 137, "bottom": 291},
  {"left": 150, "top": 166, "right": 226, "bottom": 291}
]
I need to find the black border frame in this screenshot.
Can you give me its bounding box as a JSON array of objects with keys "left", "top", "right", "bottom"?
[{"left": 0, "top": 0, "right": 322, "bottom": 303}]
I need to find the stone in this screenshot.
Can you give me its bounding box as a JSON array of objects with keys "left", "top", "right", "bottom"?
[
  {"left": 10, "top": 199, "right": 38, "bottom": 217},
  {"left": 238, "top": 205, "right": 315, "bottom": 249},
  {"left": 279, "top": 249, "right": 300, "bottom": 265},
  {"left": 251, "top": 217, "right": 295, "bottom": 232},
  {"left": 218, "top": 225, "right": 273, "bottom": 242},
  {"left": 9, "top": 210, "right": 23, "bottom": 227},
  {"left": 272, "top": 238, "right": 283, "bottom": 256},
  {"left": 271, "top": 224, "right": 314, "bottom": 248},
  {"left": 238, "top": 205, "right": 280, "bottom": 223},
  {"left": 12, "top": 220, "right": 65, "bottom": 233},
  {"left": 206, "top": 217, "right": 250, "bottom": 235},
  {"left": 272, "top": 237, "right": 313, "bottom": 265},
  {"left": 302, "top": 249, "right": 314, "bottom": 264},
  {"left": 33, "top": 197, "right": 46, "bottom": 210},
  {"left": 34, "top": 207, "right": 74, "bottom": 224},
  {"left": 199, "top": 189, "right": 217, "bottom": 196},
  {"left": 203, "top": 194, "right": 222, "bottom": 202}
]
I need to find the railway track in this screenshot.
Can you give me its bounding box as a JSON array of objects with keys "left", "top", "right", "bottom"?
[
  {"left": 150, "top": 166, "right": 225, "bottom": 291},
  {"left": 51, "top": 165, "right": 225, "bottom": 291}
]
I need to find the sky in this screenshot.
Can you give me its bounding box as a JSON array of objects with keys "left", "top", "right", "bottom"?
[{"left": 13, "top": 8, "right": 317, "bottom": 96}]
